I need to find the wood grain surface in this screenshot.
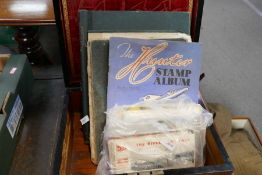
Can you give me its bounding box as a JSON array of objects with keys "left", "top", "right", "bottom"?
[
  {"left": 0, "top": 0, "right": 55, "bottom": 25},
  {"left": 65, "top": 113, "right": 97, "bottom": 175}
]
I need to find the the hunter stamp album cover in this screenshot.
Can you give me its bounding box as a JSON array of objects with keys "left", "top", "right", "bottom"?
[{"left": 107, "top": 37, "right": 202, "bottom": 108}]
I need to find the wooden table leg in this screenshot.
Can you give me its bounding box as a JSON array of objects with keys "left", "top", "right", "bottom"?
[{"left": 15, "top": 26, "right": 50, "bottom": 65}]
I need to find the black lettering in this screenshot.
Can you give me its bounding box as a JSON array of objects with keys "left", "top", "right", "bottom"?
[
  {"left": 168, "top": 77, "right": 174, "bottom": 85},
  {"left": 166, "top": 69, "right": 175, "bottom": 76},
  {"left": 174, "top": 77, "right": 178, "bottom": 85},
  {"left": 176, "top": 69, "right": 185, "bottom": 77},
  {"left": 156, "top": 68, "right": 162, "bottom": 76},
  {"left": 154, "top": 77, "right": 161, "bottom": 85},
  {"left": 182, "top": 79, "right": 190, "bottom": 86},
  {"left": 162, "top": 77, "right": 166, "bottom": 85},
  {"left": 185, "top": 70, "right": 191, "bottom": 77},
  {"left": 163, "top": 69, "right": 168, "bottom": 76}
]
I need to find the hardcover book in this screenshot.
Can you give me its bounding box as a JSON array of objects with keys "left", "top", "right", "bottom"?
[
  {"left": 107, "top": 37, "right": 202, "bottom": 108},
  {"left": 88, "top": 40, "right": 109, "bottom": 164}
]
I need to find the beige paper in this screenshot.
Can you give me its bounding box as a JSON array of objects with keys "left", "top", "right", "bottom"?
[{"left": 108, "top": 130, "right": 195, "bottom": 174}]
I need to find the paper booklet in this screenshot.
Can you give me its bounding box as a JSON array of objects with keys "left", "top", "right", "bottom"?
[{"left": 107, "top": 37, "right": 202, "bottom": 108}]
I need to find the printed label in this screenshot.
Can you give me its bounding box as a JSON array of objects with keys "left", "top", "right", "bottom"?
[
  {"left": 6, "top": 95, "right": 23, "bottom": 138},
  {"left": 9, "top": 67, "right": 17, "bottom": 74},
  {"left": 80, "top": 115, "right": 90, "bottom": 125},
  {"left": 108, "top": 130, "right": 195, "bottom": 174}
]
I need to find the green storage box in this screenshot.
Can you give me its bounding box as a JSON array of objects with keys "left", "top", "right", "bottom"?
[{"left": 0, "top": 54, "right": 34, "bottom": 175}]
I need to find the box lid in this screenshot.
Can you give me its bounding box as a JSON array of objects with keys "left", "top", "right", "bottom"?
[{"left": 55, "top": 0, "right": 204, "bottom": 85}]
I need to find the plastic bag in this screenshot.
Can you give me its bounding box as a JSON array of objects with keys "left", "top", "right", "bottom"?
[{"left": 97, "top": 95, "right": 213, "bottom": 174}]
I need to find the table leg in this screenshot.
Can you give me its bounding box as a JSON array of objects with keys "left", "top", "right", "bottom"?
[{"left": 15, "top": 26, "right": 50, "bottom": 65}]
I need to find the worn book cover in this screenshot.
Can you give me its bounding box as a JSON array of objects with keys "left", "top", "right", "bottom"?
[
  {"left": 88, "top": 40, "right": 109, "bottom": 164},
  {"left": 107, "top": 37, "right": 202, "bottom": 108}
]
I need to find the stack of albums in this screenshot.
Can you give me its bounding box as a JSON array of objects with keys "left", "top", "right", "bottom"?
[
  {"left": 87, "top": 33, "right": 192, "bottom": 165},
  {"left": 88, "top": 37, "right": 213, "bottom": 174}
]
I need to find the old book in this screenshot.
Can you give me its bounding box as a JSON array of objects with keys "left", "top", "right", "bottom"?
[
  {"left": 107, "top": 37, "right": 202, "bottom": 108},
  {"left": 88, "top": 40, "right": 109, "bottom": 164},
  {"left": 88, "top": 33, "right": 191, "bottom": 42}
]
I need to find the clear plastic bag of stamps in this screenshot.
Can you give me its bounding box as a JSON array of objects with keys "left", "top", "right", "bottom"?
[{"left": 97, "top": 95, "right": 213, "bottom": 174}]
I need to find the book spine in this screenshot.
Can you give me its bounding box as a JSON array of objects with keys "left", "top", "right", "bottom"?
[{"left": 79, "top": 10, "right": 90, "bottom": 144}]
